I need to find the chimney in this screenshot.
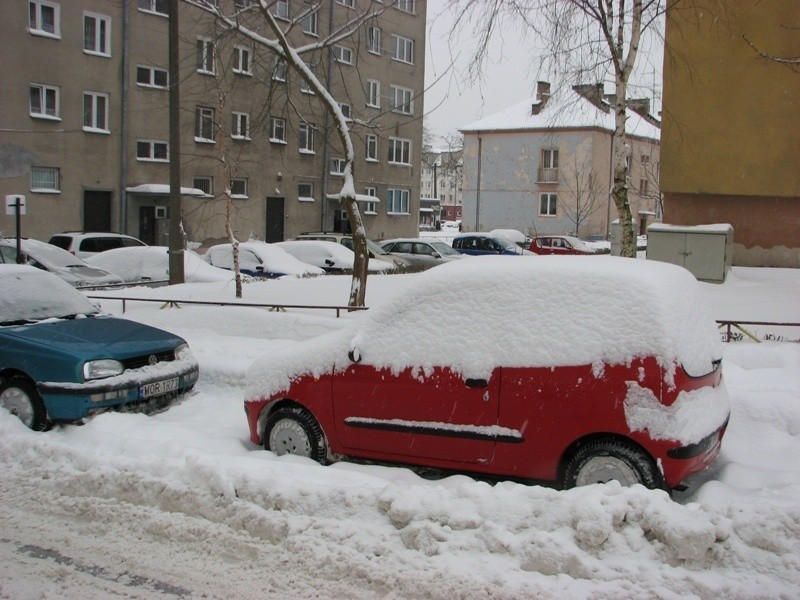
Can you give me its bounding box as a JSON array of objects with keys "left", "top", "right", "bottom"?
[
  {"left": 626, "top": 97, "right": 661, "bottom": 129},
  {"left": 531, "top": 81, "right": 551, "bottom": 115},
  {"left": 572, "top": 83, "right": 610, "bottom": 113}
]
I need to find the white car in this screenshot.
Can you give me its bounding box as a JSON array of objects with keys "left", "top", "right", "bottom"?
[
  {"left": 275, "top": 240, "right": 395, "bottom": 273},
  {"left": 48, "top": 232, "right": 146, "bottom": 259},
  {"left": 204, "top": 242, "right": 324, "bottom": 278},
  {"left": 86, "top": 246, "right": 236, "bottom": 284}
]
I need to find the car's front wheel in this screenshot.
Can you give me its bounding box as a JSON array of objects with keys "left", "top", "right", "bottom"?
[
  {"left": 0, "top": 376, "right": 49, "bottom": 431},
  {"left": 562, "top": 438, "right": 666, "bottom": 490},
  {"left": 263, "top": 406, "right": 327, "bottom": 464}
]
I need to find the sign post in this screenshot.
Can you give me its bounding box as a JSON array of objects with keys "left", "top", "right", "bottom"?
[{"left": 5, "top": 195, "right": 26, "bottom": 263}]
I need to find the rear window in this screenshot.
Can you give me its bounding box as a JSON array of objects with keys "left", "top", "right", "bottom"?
[
  {"left": 80, "top": 238, "right": 125, "bottom": 253},
  {"left": 48, "top": 235, "right": 72, "bottom": 250}
]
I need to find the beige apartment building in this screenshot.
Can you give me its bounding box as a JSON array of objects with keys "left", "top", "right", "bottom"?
[{"left": 0, "top": 0, "right": 425, "bottom": 247}]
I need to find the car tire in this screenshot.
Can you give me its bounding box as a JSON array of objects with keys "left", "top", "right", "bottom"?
[
  {"left": 0, "top": 376, "right": 49, "bottom": 431},
  {"left": 562, "top": 438, "right": 666, "bottom": 491},
  {"left": 263, "top": 406, "right": 327, "bottom": 464}
]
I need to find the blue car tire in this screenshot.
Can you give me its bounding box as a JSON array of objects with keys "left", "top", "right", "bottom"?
[{"left": 0, "top": 376, "right": 49, "bottom": 431}]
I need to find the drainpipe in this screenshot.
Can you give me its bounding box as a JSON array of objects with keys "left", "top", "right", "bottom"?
[
  {"left": 320, "top": 0, "right": 335, "bottom": 231},
  {"left": 475, "top": 137, "right": 482, "bottom": 231},
  {"left": 119, "top": 0, "right": 130, "bottom": 233}
]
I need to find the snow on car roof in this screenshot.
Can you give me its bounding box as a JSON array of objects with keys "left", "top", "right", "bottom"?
[
  {"left": 87, "top": 246, "right": 234, "bottom": 283},
  {"left": 0, "top": 265, "right": 97, "bottom": 323},
  {"left": 206, "top": 242, "right": 324, "bottom": 277},
  {"left": 245, "top": 256, "right": 723, "bottom": 401}
]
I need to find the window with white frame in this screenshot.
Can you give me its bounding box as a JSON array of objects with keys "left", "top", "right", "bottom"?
[
  {"left": 136, "top": 65, "right": 168, "bottom": 88},
  {"left": 230, "top": 178, "right": 248, "bottom": 198},
  {"left": 298, "top": 182, "right": 314, "bottom": 201},
  {"left": 338, "top": 102, "right": 352, "bottom": 121},
  {"left": 195, "top": 106, "right": 215, "bottom": 142},
  {"left": 137, "top": 0, "right": 168, "bottom": 16},
  {"left": 194, "top": 177, "right": 213, "bottom": 196},
  {"left": 30, "top": 166, "right": 60, "bottom": 192},
  {"left": 390, "top": 85, "right": 413, "bottom": 114},
  {"left": 388, "top": 137, "right": 411, "bottom": 165},
  {"left": 274, "top": 0, "right": 289, "bottom": 19},
  {"left": 136, "top": 140, "right": 168, "bottom": 161},
  {"left": 29, "top": 0, "right": 60, "bottom": 37},
  {"left": 196, "top": 39, "right": 215, "bottom": 74},
  {"left": 333, "top": 45, "right": 353, "bottom": 65},
  {"left": 366, "top": 134, "right": 378, "bottom": 161},
  {"left": 367, "top": 26, "right": 381, "bottom": 54},
  {"left": 387, "top": 188, "right": 409, "bottom": 214},
  {"left": 83, "top": 92, "right": 109, "bottom": 132},
  {"left": 29, "top": 84, "right": 59, "bottom": 119},
  {"left": 394, "top": 0, "right": 415, "bottom": 13},
  {"left": 336, "top": 0, "right": 354, "bottom": 6},
  {"left": 83, "top": 12, "right": 110, "bottom": 56},
  {"left": 233, "top": 46, "right": 251, "bottom": 75},
  {"left": 301, "top": 10, "right": 318, "bottom": 35},
  {"left": 539, "top": 192, "right": 557, "bottom": 216},
  {"left": 269, "top": 116, "right": 286, "bottom": 143},
  {"left": 232, "top": 112, "right": 250, "bottom": 139},
  {"left": 364, "top": 187, "right": 377, "bottom": 214},
  {"left": 391, "top": 34, "right": 414, "bottom": 64},
  {"left": 330, "top": 158, "right": 346, "bottom": 176},
  {"left": 366, "top": 79, "right": 380, "bottom": 108},
  {"left": 299, "top": 122, "right": 316, "bottom": 153},
  {"left": 273, "top": 58, "right": 287, "bottom": 81}
]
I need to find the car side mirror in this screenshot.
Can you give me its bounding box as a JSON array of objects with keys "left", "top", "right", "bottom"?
[
  {"left": 255, "top": 265, "right": 264, "bottom": 272},
  {"left": 348, "top": 348, "right": 362, "bottom": 363},
  {"left": 325, "top": 259, "right": 335, "bottom": 267}
]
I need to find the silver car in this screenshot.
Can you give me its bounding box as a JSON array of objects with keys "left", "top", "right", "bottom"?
[{"left": 380, "top": 238, "right": 465, "bottom": 270}]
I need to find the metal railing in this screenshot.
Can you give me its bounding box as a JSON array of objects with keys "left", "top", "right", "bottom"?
[{"left": 717, "top": 320, "right": 800, "bottom": 343}]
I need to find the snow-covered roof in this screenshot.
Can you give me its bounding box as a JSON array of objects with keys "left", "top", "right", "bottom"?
[{"left": 460, "top": 86, "right": 661, "bottom": 141}]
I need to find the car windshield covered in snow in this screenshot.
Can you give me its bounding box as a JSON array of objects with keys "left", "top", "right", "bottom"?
[{"left": 0, "top": 266, "right": 98, "bottom": 324}]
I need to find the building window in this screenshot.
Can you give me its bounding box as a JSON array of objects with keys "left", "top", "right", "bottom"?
[
  {"left": 391, "top": 34, "right": 414, "bottom": 64},
  {"left": 83, "top": 92, "right": 109, "bottom": 132},
  {"left": 368, "top": 26, "right": 381, "bottom": 54},
  {"left": 330, "top": 158, "right": 346, "bottom": 176},
  {"left": 137, "top": 0, "right": 168, "bottom": 16},
  {"left": 299, "top": 122, "right": 316, "bottom": 153},
  {"left": 29, "top": 0, "right": 60, "bottom": 37},
  {"left": 338, "top": 102, "right": 352, "bottom": 121},
  {"left": 83, "top": 12, "right": 110, "bottom": 56},
  {"left": 232, "top": 112, "right": 250, "bottom": 140},
  {"left": 193, "top": 177, "right": 213, "bottom": 196},
  {"left": 230, "top": 178, "right": 248, "bottom": 198},
  {"left": 273, "top": 58, "right": 287, "bottom": 81},
  {"left": 538, "top": 149, "right": 559, "bottom": 182},
  {"left": 390, "top": 85, "right": 413, "bottom": 114},
  {"left": 269, "top": 116, "right": 286, "bottom": 143},
  {"left": 29, "top": 84, "right": 59, "bottom": 119},
  {"left": 301, "top": 10, "right": 318, "bottom": 35},
  {"left": 197, "top": 39, "right": 215, "bottom": 74},
  {"left": 539, "top": 192, "right": 557, "bottom": 216},
  {"left": 195, "top": 106, "right": 215, "bottom": 142},
  {"left": 388, "top": 137, "right": 411, "bottom": 165},
  {"left": 394, "top": 0, "right": 415, "bottom": 13},
  {"left": 366, "top": 134, "right": 378, "bottom": 161},
  {"left": 641, "top": 154, "right": 650, "bottom": 165},
  {"left": 233, "top": 46, "right": 251, "bottom": 75},
  {"left": 136, "top": 140, "right": 168, "bottom": 161},
  {"left": 366, "top": 79, "right": 380, "bottom": 108},
  {"left": 364, "top": 187, "right": 377, "bottom": 214},
  {"left": 136, "top": 65, "right": 168, "bottom": 88},
  {"left": 336, "top": 0, "right": 354, "bottom": 6},
  {"left": 273, "top": 0, "right": 289, "bottom": 19},
  {"left": 298, "top": 182, "right": 314, "bottom": 201},
  {"left": 333, "top": 45, "right": 353, "bottom": 65},
  {"left": 387, "top": 189, "right": 409, "bottom": 214},
  {"left": 640, "top": 179, "right": 649, "bottom": 195},
  {"left": 30, "top": 166, "right": 60, "bottom": 192}
]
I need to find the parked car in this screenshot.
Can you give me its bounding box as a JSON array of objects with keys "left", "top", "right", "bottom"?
[
  {"left": 48, "top": 232, "right": 146, "bottom": 259},
  {"left": 489, "top": 229, "right": 531, "bottom": 250},
  {"left": 529, "top": 235, "right": 598, "bottom": 255},
  {"left": 243, "top": 256, "right": 729, "bottom": 491},
  {"left": 204, "top": 242, "right": 324, "bottom": 278},
  {"left": 0, "top": 237, "right": 123, "bottom": 288},
  {"left": 86, "top": 246, "right": 237, "bottom": 284},
  {"left": 452, "top": 233, "right": 533, "bottom": 256},
  {"left": 379, "top": 238, "right": 464, "bottom": 269},
  {"left": 295, "top": 232, "right": 413, "bottom": 270},
  {"left": 275, "top": 240, "right": 395, "bottom": 273},
  {"left": 0, "top": 265, "right": 199, "bottom": 430}
]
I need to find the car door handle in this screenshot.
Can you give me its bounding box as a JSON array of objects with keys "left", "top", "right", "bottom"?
[{"left": 465, "top": 378, "right": 488, "bottom": 388}]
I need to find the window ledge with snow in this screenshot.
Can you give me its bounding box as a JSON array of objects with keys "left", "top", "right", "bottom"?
[
  {"left": 298, "top": 196, "right": 315, "bottom": 203},
  {"left": 299, "top": 149, "right": 316, "bottom": 155},
  {"left": 29, "top": 188, "right": 60, "bottom": 194},
  {"left": 270, "top": 138, "right": 287, "bottom": 145},
  {"left": 194, "top": 137, "right": 216, "bottom": 144}
]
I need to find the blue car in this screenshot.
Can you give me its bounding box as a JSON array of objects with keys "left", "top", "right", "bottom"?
[
  {"left": 451, "top": 234, "right": 533, "bottom": 256},
  {"left": 0, "top": 265, "right": 199, "bottom": 430}
]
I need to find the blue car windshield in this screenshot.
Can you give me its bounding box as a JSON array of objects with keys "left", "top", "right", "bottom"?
[{"left": 0, "top": 266, "right": 99, "bottom": 325}]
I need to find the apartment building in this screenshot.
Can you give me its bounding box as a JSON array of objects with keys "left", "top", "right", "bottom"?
[
  {"left": 420, "top": 149, "right": 463, "bottom": 226},
  {"left": 0, "top": 0, "right": 425, "bottom": 247}
]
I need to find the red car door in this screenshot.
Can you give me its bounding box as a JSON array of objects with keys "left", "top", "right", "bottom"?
[{"left": 331, "top": 364, "right": 500, "bottom": 464}]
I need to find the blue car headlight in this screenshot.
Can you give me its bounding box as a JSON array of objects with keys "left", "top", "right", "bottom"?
[{"left": 83, "top": 359, "right": 124, "bottom": 381}]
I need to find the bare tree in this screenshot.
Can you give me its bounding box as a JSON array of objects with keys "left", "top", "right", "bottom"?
[
  {"left": 452, "top": 0, "right": 667, "bottom": 257},
  {"left": 561, "top": 155, "right": 603, "bottom": 236}
]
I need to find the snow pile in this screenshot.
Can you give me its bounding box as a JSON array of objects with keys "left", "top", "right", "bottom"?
[{"left": 87, "top": 246, "right": 235, "bottom": 283}]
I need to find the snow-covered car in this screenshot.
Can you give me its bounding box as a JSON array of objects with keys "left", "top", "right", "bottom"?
[
  {"left": 0, "top": 237, "right": 123, "bottom": 288},
  {"left": 451, "top": 233, "right": 534, "bottom": 256},
  {"left": 204, "top": 241, "right": 324, "bottom": 278},
  {"left": 48, "top": 232, "right": 146, "bottom": 259},
  {"left": 275, "top": 240, "right": 395, "bottom": 273},
  {"left": 244, "top": 256, "right": 730, "bottom": 491},
  {"left": 86, "top": 246, "right": 237, "bottom": 284},
  {"left": 379, "top": 238, "right": 464, "bottom": 269},
  {"left": 529, "top": 235, "right": 598, "bottom": 255},
  {"left": 0, "top": 265, "right": 199, "bottom": 430},
  {"left": 295, "top": 232, "right": 413, "bottom": 270}
]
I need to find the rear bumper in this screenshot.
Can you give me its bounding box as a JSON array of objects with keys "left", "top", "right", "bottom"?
[{"left": 661, "top": 417, "right": 728, "bottom": 488}]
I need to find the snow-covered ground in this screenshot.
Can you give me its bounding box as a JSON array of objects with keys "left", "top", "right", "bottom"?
[{"left": 1, "top": 265, "right": 799, "bottom": 599}]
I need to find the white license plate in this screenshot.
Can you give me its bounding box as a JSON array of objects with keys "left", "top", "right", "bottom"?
[{"left": 139, "top": 377, "right": 179, "bottom": 398}]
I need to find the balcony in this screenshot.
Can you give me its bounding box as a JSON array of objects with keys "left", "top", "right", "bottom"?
[{"left": 537, "top": 167, "right": 559, "bottom": 184}]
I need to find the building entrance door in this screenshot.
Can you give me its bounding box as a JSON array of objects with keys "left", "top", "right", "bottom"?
[
  {"left": 139, "top": 206, "right": 156, "bottom": 245},
  {"left": 83, "top": 191, "right": 112, "bottom": 232},
  {"left": 265, "top": 197, "right": 284, "bottom": 242}
]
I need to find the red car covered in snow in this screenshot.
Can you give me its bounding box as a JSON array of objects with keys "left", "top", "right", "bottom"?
[
  {"left": 529, "top": 235, "right": 597, "bottom": 255},
  {"left": 244, "top": 257, "right": 729, "bottom": 491}
]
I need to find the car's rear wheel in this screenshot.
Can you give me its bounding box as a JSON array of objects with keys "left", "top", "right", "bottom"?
[
  {"left": 562, "top": 439, "right": 666, "bottom": 490},
  {"left": 263, "top": 406, "right": 327, "bottom": 464},
  {"left": 0, "top": 376, "right": 49, "bottom": 431}
]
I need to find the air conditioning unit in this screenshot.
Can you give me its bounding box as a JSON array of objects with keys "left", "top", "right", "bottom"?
[{"left": 155, "top": 206, "right": 167, "bottom": 219}]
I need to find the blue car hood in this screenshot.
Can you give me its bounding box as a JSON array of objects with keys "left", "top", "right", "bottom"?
[{"left": 2, "top": 315, "right": 185, "bottom": 360}]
